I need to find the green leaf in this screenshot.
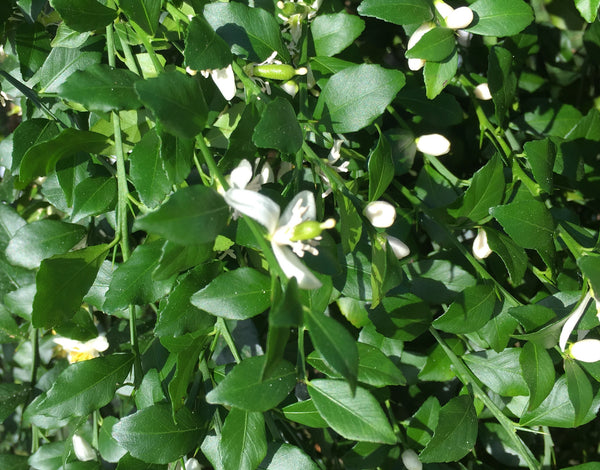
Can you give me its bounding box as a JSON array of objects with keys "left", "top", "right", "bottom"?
[
  {"left": 312, "top": 12, "right": 365, "bottom": 57},
  {"left": 58, "top": 64, "right": 141, "bottom": 112},
  {"left": 307, "top": 379, "right": 397, "bottom": 444},
  {"left": 258, "top": 442, "right": 320, "bottom": 470},
  {"left": 575, "top": 0, "right": 600, "bottom": 22},
  {"left": 203, "top": 2, "right": 290, "bottom": 62},
  {"left": 135, "top": 70, "right": 208, "bottom": 139},
  {"left": 522, "top": 103, "right": 582, "bottom": 138},
  {"left": 185, "top": 16, "right": 233, "bottom": 71},
  {"left": 509, "top": 304, "right": 556, "bottom": 332},
  {"left": 190, "top": 267, "right": 270, "bottom": 320},
  {"left": 129, "top": 129, "right": 171, "bottom": 209},
  {"left": 25, "top": 354, "right": 133, "bottom": 422},
  {"left": 304, "top": 309, "right": 359, "bottom": 389},
  {"left": 577, "top": 254, "right": 600, "bottom": 300},
  {"left": 357, "top": 0, "right": 432, "bottom": 26},
  {"left": 488, "top": 46, "right": 516, "bottom": 127},
  {"left": 119, "top": 0, "right": 162, "bottom": 35},
  {"left": 419, "top": 395, "right": 478, "bottom": 463},
  {"left": 448, "top": 154, "right": 505, "bottom": 225},
  {"left": 405, "top": 27, "right": 455, "bottom": 62},
  {"left": 467, "top": 0, "right": 534, "bottom": 36},
  {"left": 99, "top": 416, "right": 127, "bottom": 463},
  {"left": 424, "top": 50, "right": 458, "bottom": 99},
  {"left": 433, "top": 284, "right": 496, "bottom": 334},
  {"left": 32, "top": 244, "right": 108, "bottom": 328},
  {"left": 565, "top": 359, "right": 594, "bottom": 427},
  {"left": 407, "top": 259, "right": 476, "bottom": 304},
  {"left": 252, "top": 97, "right": 303, "bottom": 154},
  {"left": 6, "top": 219, "right": 86, "bottom": 269},
  {"left": 523, "top": 139, "right": 556, "bottom": 194},
  {"left": 368, "top": 126, "right": 394, "bottom": 201},
  {"left": 407, "top": 396, "right": 440, "bottom": 447},
  {"left": 485, "top": 228, "right": 527, "bottom": 284},
  {"left": 49, "top": 0, "right": 117, "bottom": 32},
  {"left": 369, "top": 294, "right": 432, "bottom": 341},
  {"left": 316, "top": 64, "right": 405, "bottom": 133},
  {"left": 103, "top": 242, "right": 175, "bottom": 312},
  {"left": 219, "top": 408, "right": 267, "bottom": 470},
  {"left": 464, "top": 349, "right": 529, "bottom": 397},
  {"left": 19, "top": 128, "right": 108, "bottom": 183},
  {"left": 11, "top": 118, "right": 60, "bottom": 173},
  {"left": 520, "top": 342, "right": 555, "bottom": 411},
  {"left": 491, "top": 195, "right": 555, "bottom": 269},
  {"left": 168, "top": 342, "right": 204, "bottom": 413},
  {"left": 282, "top": 399, "right": 329, "bottom": 428},
  {"left": 206, "top": 356, "right": 296, "bottom": 411},
  {"left": 15, "top": 22, "right": 51, "bottom": 80},
  {"left": 153, "top": 241, "right": 214, "bottom": 281},
  {"left": 134, "top": 185, "right": 228, "bottom": 245},
  {"left": 520, "top": 376, "right": 600, "bottom": 427},
  {"left": 396, "top": 88, "right": 463, "bottom": 127},
  {"left": 72, "top": 176, "right": 117, "bottom": 221},
  {"left": 112, "top": 404, "right": 207, "bottom": 464},
  {"left": 0, "top": 383, "right": 30, "bottom": 422}
]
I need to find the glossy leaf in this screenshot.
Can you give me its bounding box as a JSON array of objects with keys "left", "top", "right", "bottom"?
[
  {"left": 134, "top": 185, "right": 228, "bottom": 245},
  {"left": 252, "top": 97, "right": 303, "bottom": 154},
  {"left": 185, "top": 16, "right": 233, "bottom": 71},
  {"left": 464, "top": 349, "right": 529, "bottom": 397},
  {"left": 467, "top": 0, "right": 534, "bottom": 36},
  {"left": 405, "top": 27, "right": 455, "bottom": 62},
  {"left": 6, "top": 219, "right": 86, "bottom": 269},
  {"left": 485, "top": 227, "right": 527, "bottom": 284},
  {"left": 32, "top": 244, "right": 108, "bottom": 328},
  {"left": 357, "top": 0, "right": 432, "bottom": 26},
  {"left": 419, "top": 395, "right": 478, "bottom": 463},
  {"left": 575, "top": 0, "right": 600, "bottom": 22},
  {"left": 565, "top": 359, "right": 594, "bottom": 427},
  {"left": 49, "top": 0, "right": 117, "bottom": 32},
  {"left": 71, "top": 176, "right": 117, "bottom": 221},
  {"left": 282, "top": 399, "right": 329, "bottom": 428},
  {"left": 488, "top": 46, "right": 516, "bottom": 126},
  {"left": 316, "top": 64, "right": 405, "bottom": 133},
  {"left": 206, "top": 356, "right": 296, "bottom": 411},
  {"left": 368, "top": 126, "right": 394, "bottom": 201},
  {"left": 220, "top": 408, "right": 267, "bottom": 470},
  {"left": 433, "top": 284, "right": 496, "bottom": 334},
  {"left": 520, "top": 342, "right": 555, "bottom": 411},
  {"left": 312, "top": 12, "right": 365, "bottom": 57},
  {"left": 307, "top": 379, "right": 397, "bottom": 444},
  {"left": 112, "top": 404, "right": 207, "bottom": 464},
  {"left": 119, "top": 0, "right": 161, "bottom": 35},
  {"left": 424, "top": 50, "right": 458, "bottom": 99},
  {"left": 0, "top": 383, "right": 30, "bottom": 422},
  {"left": 258, "top": 442, "right": 320, "bottom": 470}
]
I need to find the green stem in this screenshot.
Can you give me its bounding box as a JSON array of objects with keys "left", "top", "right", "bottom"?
[
  {"left": 217, "top": 318, "right": 242, "bottom": 364},
  {"left": 430, "top": 328, "right": 540, "bottom": 470},
  {"left": 29, "top": 328, "right": 40, "bottom": 453},
  {"left": 297, "top": 326, "right": 307, "bottom": 381},
  {"left": 130, "top": 22, "right": 163, "bottom": 74}
]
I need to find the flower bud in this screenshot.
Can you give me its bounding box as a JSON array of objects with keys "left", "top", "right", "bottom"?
[
  {"left": 72, "top": 434, "right": 95, "bottom": 462},
  {"left": 185, "top": 458, "right": 202, "bottom": 470},
  {"left": 407, "top": 23, "right": 434, "bottom": 50},
  {"left": 401, "top": 449, "right": 423, "bottom": 470},
  {"left": 408, "top": 58, "right": 426, "bottom": 71},
  {"left": 472, "top": 229, "right": 492, "bottom": 259},
  {"left": 211, "top": 65, "right": 236, "bottom": 101},
  {"left": 281, "top": 80, "right": 299, "bottom": 97},
  {"left": 364, "top": 201, "right": 396, "bottom": 228},
  {"left": 445, "top": 6, "right": 474, "bottom": 29},
  {"left": 570, "top": 339, "right": 600, "bottom": 363},
  {"left": 387, "top": 235, "right": 410, "bottom": 259},
  {"left": 474, "top": 83, "right": 492, "bottom": 100},
  {"left": 415, "top": 134, "right": 451, "bottom": 156},
  {"left": 434, "top": 0, "right": 454, "bottom": 19}
]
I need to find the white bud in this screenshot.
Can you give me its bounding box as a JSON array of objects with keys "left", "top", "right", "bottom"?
[
  {"left": 387, "top": 235, "right": 410, "bottom": 259},
  {"left": 408, "top": 58, "right": 426, "bottom": 71},
  {"left": 445, "top": 6, "right": 474, "bottom": 29},
  {"left": 570, "top": 339, "right": 600, "bottom": 363},
  {"left": 185, "top": 458, "right": 202, "bottom": 470},
  {"left": 72, "top": 434, "right": 95, "bottom": 462},
  {"left": 281, "top": 80, "right": 299, "bottom": 98},
  {"left": 472, "top": 229, "right": 492, "bottom": 259},
  {"left": 408, "top": 22, "right": 435, "bottom": 50},
  {"left": 415, "top": 134, "right": 451, "bottom": 156},
  {"left": 434, "top": 0, "right": 454, "bottom": 19},
  {"left": 211, "top": 64, "right": 236, "bottom": 101},
  {"left": 474, "top": 83, "right": 492, "bottom": 100},
  {"left": 401, "top": 449, "right": 423, "bottom": 470},
  {"left": 364, "top": 201, "right": 396, "bottom": 228}
]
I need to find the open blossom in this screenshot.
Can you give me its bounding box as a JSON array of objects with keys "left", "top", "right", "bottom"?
[
  {"left": 72, "top": 434, "right": 95, "bottom": 462},
  {"left": 559, "top": 291, "right": 593, "bottom": 352},
  {"left": 229, "top": 158, "right": 274, "bottom": 191},
  {"left": 472, "top": 229, "right": 492, "bottom": 259},
  {"left": 364, "top": 201, "right": 396, "bottom": 228},
  {"left": 54, "top": 335, "right": 109, "bottom": 363},
  {"left": 415, "top": 134, "right": 451, "bottom": 156},
  {"left": 224, "top": 189, "right": 335, "bottom": 289},
  {"left": 570, "top": 339, "right": 600, "bottom": 363},
  {"left": 188, "top": 65, "right": 237, "bottom": 101}
]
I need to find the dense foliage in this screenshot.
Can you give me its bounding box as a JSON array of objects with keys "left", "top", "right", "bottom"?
[{"left": 1, "top": 0, "right": 600, "bottom": 468}]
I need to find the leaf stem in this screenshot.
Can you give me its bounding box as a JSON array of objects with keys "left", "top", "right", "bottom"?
[
  {"left": 430, "top": 328, "right": 540, "bottom": 470},
  {"left": 217, "top": 318, "right": 242, "bottom": 364}
]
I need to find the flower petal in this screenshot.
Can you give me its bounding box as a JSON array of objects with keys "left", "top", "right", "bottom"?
[
  {"left": 229, "top": 159, "right": 253, "bottom": 189},
  {"left": 559, "top": 291, "right": 593, "bottom": 351},
  {"left": 73, "top": 434, "right": 96, "bottom": 461},
  {"left": 279, "top": 190, "right": 316, "bottom": 227},
  {"left": 224, "top": 188, "right": 281, "bottom": 234},
  {"left": 272, "top": 243, "right": 322, "bottom": 289},
  {"left": 211, "top": 64, "right": 236, "bottom": 101}
]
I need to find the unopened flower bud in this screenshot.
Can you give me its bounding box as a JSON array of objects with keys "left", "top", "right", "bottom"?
[
  {"left": 401, "top": 449, "right": 423, "bottom": 470},
  {"left": 474, "top": 83, "right": 492, "bottom": 100},
  {"left": 211, "top": 65, "right": 236, "bottom": 101},
  {"left": 281, "top": 80, "right": 299, "bottom": 97},
  {"left": 407, "top": 23, "right": 435, "bottom": 50},
  {"left": 408, "top": 58, "right": 426, "bottom": 71},
  {"left": 387, "top": 235, "right": 410, "bottom": 259},
  {"left": 472, "top": 229, "right": 492, "bottom": 259},
  {"left": 415, "top": 134, "right": 451, "bottom": 156},
  {"left": 570, "top": 339, "right": 600, "bottom": 363},
  {"left": 364, "top": 201, "right": 396, "bottom": 228},
  {"left": 185, "top": 458, "right": 202, "bottom": 470},
  {"left": 445, "top": 6, "right": 474, "bottom": 29},
  {"left": 72, "top": 434, "right": 95, "bottom": 462},
  {"left": 434, "top": 0, "right": 454, "bottom": 19}
]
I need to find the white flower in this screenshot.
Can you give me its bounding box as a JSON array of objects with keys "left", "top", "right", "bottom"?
[
  {"left": 474, "top": 83, "right": 492, "bottom": 100},
  {"left": 434, "top": 0, "right": 454, "bottom": 19},
  {"left": 229, "top": 159, "right": 274, "bottom": 192},
  {"left": 415, "top": 134, "right": 451, "bottom": 156},
  {"left": 281, "top": 79, "right": 299, "bottom": 97},
  {"left": 54, "top": 335, "right": 109, "bottom": 363},
  {"left": 445, "top": 6, "right": 474, "bottom": 29},
  {"left": 364, "top": 201, "right": 396, "bottom": 228},
  {"left": 559, "top": 291, "right": 593, "bottom": 351},
  {"left": 407, "top": 22, "right": 435, "bottom": 71},
  {"left": 472, "top": 229, "right": 492, "bottom": 259},
  {"left": 570, "top": 339, "right": 600, "bottom": 363},
  {"left": 185, "top": 457, "right": 202, "bottom": 470},
  {"left": 72, "top": 434, "right": 95, "bottom": 462},
  {"left": 209, "top": 65, "right": 236, "bottom": 101},
  {"left": 401, "top": 449, "right": 423, "bottom": 470},
  {"left": 224, "top": 189, "right": 335, "bottom": 289},
  {"left": 387, "top": 235, "right": 410, "bottom": 259}
]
